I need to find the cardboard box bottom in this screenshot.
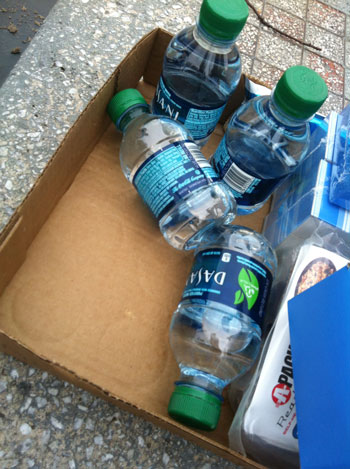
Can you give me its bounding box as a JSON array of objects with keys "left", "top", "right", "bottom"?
[{"left": 0, "top": 29, "right": 269, "bottom": 469}]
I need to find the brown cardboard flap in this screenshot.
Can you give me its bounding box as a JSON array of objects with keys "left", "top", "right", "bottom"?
[
  {"left": 0, "top": 28, "right": 270, "bottom": 469},
  {"left": 116, "top": 28, "right": 158, "bottom": 92},
  {"left": 143, "top": 29, "right": 172, "bottom": 86},
  {"left": 0, "top": 216, "right": 25, "bottom": 291}
]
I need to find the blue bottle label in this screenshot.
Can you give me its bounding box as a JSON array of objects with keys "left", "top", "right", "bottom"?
[
  {"left": 153, "top": 75, "right": 226, "bottom": 140},
  {"left": 182, "top": 248, "right": 273, "bottom": 327},
  {"left": 132, "top": 140, "right": 218, "bottom": 221},
  {"left": 213, "top": 137, "right": 284, "bottom": 206}
]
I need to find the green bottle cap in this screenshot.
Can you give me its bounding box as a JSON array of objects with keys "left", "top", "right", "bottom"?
[
  {"left": 168, "top": 385, "right": 222, "bottom": 431},
  {"left": 274, "top": 66, "right": 328, "bottom": 120},
  {"left": 199, "top": 0, "right": 249, "bottom": 41},
  {"left": 107, "top": 89, "right": 148, "bottom": 127}
]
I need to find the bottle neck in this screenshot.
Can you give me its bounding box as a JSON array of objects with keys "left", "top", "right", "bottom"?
[
  {"left": 178, "top": 367, "right": 226, "bottom": 396},
  {"left": 193, "top": 21, "right": 236, "bottom": 54},
  {"left": 118, "top": 104, "right": 149, "bottom": 132},
  {"left": 267, "top": 93, "right": 309, "bottom": 128}
]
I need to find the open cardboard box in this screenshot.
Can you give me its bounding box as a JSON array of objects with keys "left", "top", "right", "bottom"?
[{"left": 0, "top": 29, "right": 271, "bottom": 468}]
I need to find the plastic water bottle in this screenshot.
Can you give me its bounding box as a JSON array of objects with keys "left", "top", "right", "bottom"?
[
  {"left": 107, "top": 89, "right": 236, "bottom": 250},
  {"left": 151, "top": 0, "right": 249, "bottom": 147},
  {"left": 168, "top": 225, "right": 277, "bottom": 430},
  {"left": 212, "top": 66, "right": 328, "bottom": 215}
]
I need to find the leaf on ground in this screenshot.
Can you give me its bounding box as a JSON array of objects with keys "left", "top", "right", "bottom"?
[{"left": 8, "top": 23, "right": 18, "bottom": 34}]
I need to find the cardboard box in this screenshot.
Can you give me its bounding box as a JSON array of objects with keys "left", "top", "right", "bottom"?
[{"left": 0, "top": 29, "right": 270, "bottom": 469}]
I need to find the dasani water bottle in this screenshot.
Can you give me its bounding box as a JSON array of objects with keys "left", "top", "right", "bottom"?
[
  {"left": 107, "top": 89, "right": 236, "bottom": 250},
  {"left": 168, "top": 225, "right": 277, "bottom": 430},
  {"left": 212, "top": 66, "right": 328, "bottom": 215},
  {"left": 152, "top": 0, "right": 249, "bottom": 147}
]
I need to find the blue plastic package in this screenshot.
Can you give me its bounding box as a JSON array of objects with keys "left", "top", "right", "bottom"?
[
  {"left": 288, "top": 265, "right": 350, "bottom": 469},
  {"left": 263, "top": 112, "right": 350, "bottom": 250},
  {"left": 329, "top": 104, "right": 350, "bottom": 210}
]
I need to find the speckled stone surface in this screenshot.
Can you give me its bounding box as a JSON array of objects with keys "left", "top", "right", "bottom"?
[
  {"left": 303, "top": 50, "right": 345, "bottom": 94},
  {"left": 305, "top": 22, "right": 344, "bottom": 63},
  {"left": 319, "top": 0, "right": 350, "bottom": 14},
  {"left": 266, "top": 0, "right": 308, "bottom": 18},
  {"left": 256, "top": 29, "right": 303, "bottom": 69},
  {"left": 263, "top": 4, "right": 305, "bottom": 41},
  {"left": 345, "top": 68, "right": 350, "bottom": 101},
  {"left": 236, "top": 23, "right": 259, "bottom": 57},
  {"left": 307, "top": 0, "right": 346, "bottom": 35},
  {"left": 251, "top": 60, "right": 284, "bottom": 88},
  {"left": 0, "top": 355, "right": 242, "bottom": 469},
  {"left": 0, "top": 0, "right": 349, "bottom": 467},
  {"left": 246, "top": 0, "right": 264, "bottom": 28},
  {"left": 0, "top": 0, "right": 204, "bottom": 232}
]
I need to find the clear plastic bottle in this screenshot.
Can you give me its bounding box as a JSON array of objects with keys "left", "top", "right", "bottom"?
[
  {"left": 151, "top": 0, "right": 249, "bottom": 147},
  {"left": 212, "top": 66, "right": 328, "bottom": 215},
  {"left": 107, "top": 89, "right": 236, "bottom": 250},
  {"left": 168, "top": 225, "right": 277, "bottom": 430}
]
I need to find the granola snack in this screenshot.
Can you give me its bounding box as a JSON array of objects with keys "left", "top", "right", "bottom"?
[{"left": 295, "top": 258, "right": 336, "bottom": 295}]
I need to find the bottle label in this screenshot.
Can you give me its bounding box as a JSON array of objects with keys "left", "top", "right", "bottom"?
[
  {"left": 153, "top": 75, "right": 226, "bottom": 141},
  {"left": 213, "top": 138, "right": 283, "bottom": 206},
  {"left": 132, "top": 140, "right": 218, "bottom": 221},
  {"left": 181, "top": 248, "right": 273, "bottom": 327}
]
